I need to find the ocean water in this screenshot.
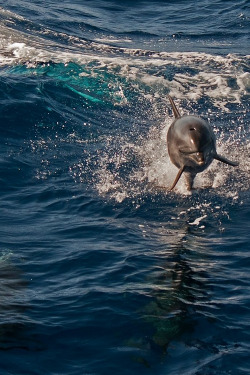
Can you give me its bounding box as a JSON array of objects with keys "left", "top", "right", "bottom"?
[{"left": 0, "top": 1, "right": 249, "bottom": 374}]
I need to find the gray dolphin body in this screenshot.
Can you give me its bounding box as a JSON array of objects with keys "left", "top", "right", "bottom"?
[{"left": 167, "top": 96, "right": 238, "bottom": 191}]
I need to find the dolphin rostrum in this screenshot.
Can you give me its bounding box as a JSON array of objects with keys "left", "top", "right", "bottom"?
[{"left": 167, "top": 96, "right": 238, "bottom": 191}]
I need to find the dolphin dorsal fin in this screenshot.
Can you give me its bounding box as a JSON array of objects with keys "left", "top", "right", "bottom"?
[{"left": 168, "top": 96, "right": 181, "bottom": 119}]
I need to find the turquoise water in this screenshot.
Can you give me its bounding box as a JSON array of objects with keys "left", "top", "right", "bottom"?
[{"left": 0, "top": 1, "right": 249, "bottom": 374}]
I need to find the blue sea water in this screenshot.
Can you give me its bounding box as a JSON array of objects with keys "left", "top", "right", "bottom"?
[{"left": 0, "top": 0, "right": 249, "bottom": 374}]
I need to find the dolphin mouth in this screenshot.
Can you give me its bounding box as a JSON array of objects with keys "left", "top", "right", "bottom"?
[
  {"left": 180, "top": 149, "right": 205, "bottom": 165},
  {"left": 190, "top": 152, "right": 205, "bottom": 166}
]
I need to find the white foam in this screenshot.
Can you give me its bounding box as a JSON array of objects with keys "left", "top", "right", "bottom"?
[
  {"left": 93, "top": 117, "right": 248, "bottom": 203},
  {"left": 94, "top": 37, "right": 132, "bottom": 44},
  {"left": 189, "top": 215, "right": 207, "bottom": 226}
]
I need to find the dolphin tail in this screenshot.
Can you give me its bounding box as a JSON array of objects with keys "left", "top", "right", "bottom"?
[
  {"left": 214, "top": 154, "right": 239, "bottom": 167},
  {"left": 168, "top": 96, "right": 181, "bottom": 119},
  {"left": 169, "top": 166, "right": 185, "bottom": 191}
]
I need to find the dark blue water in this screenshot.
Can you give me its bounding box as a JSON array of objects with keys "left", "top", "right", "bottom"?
[{"left": 0, "top": 1, "right": 249, "bottom": 374}]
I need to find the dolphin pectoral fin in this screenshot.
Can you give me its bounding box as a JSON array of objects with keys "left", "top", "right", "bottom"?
[
  {"left": 168, "top": 96, "right": 181, "bottom": 119},
  {"left": 214, "top": 154, "right": 239, "bottom": 167},
  {"left": 169, "top": 166, "right": 185, "bottom": 191}
]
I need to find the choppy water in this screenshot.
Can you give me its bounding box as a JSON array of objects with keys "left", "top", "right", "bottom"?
[{"left": 0, "top": 1, "right": 249, "bottom": 374}]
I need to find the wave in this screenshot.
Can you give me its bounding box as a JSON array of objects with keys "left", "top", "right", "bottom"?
[
  {"left": 1, "top": 36, "right": 249, "bottom": 108},
  {"left": 0, "top": 3, "right": 249, "bottom": 51}
]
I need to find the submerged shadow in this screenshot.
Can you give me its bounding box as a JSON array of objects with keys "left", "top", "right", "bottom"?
[
  {"left": 145, "top": 235, "right": 207, "bottom": 351},
  {"left": 130, "top": 222, "right": 211, "bottom": 368},
  {"left": 0, "top": 258, "right": 42, "bottom": 352}
]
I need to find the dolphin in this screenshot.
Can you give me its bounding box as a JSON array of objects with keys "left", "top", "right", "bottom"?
[{"left": 167, "top": 96, "right": 238, "bottom": 191}]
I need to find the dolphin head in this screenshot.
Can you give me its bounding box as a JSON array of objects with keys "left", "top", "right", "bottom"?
[
  {"left": 167, "top": 115, "right": 216, "bottom": 170},
  {"left": 174, "top": 116, "right": 216, "bottom": 169}
]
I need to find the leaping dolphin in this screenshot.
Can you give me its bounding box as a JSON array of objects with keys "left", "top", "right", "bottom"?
[{"left": 167, "top": 96, "right": 238, "bottom": 191}]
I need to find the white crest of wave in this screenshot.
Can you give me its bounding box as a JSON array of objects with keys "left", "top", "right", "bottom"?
[{"left": 0, "top": 26, "right": 249, "bottom": 109}]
